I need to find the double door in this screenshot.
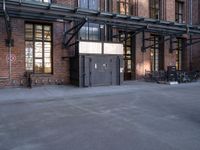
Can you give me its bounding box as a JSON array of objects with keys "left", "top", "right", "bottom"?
[{"left": 83, "top": 55, "right": 121, "bottom": 87}]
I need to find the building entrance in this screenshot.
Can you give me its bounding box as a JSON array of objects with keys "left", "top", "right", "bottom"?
[{"left": 120, "top": 33, "right": 135, "bottom": 80}]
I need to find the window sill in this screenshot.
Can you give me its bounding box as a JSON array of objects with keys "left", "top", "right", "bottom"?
[{"left": 0, "top": 77, "right": 9, "bottom": 81}]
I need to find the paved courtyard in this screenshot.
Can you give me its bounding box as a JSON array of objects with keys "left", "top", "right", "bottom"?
[{"left": 0, "top": 82, "right": 200, "bottom": 150}]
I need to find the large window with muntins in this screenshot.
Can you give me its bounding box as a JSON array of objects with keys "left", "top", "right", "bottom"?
[
  {"left": 117, "top": 0, "right": 131, "bottom": 15},
  {"left": 175, "top": 1, "right": 184, "bottom": 23},
  {"left": 176, "top": 39, "right": 183, "bottom": 70},
  {"left": 150, "top": 36, "right": 159, "bottom": 71},
  {"left": 79, "top": 23, "right": 101, "bottom": 41},
  {"left": 119, "top": 33, "right": 133, "bottom": 80},
  {"left": 100, "top": 0, "right": 113, "bottom": 12},
  {"left": 79, "top": 0, "right": 99, "bottom": 10},
  {"left": 150, "top": 0, "right": 161, "bottom": 19},
  {"left": 25, "top": 23, "right": 52, "bottom": 74}
]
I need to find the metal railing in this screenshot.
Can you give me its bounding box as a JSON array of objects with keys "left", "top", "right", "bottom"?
[{"left": 144, "top": 70, "right": 200, "bottom": 83}]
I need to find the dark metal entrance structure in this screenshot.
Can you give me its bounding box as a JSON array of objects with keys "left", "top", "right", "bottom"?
[
  {"left": 1, "top": 0, "right": 200, "bottom": 36},
  {"left": 79, "top": 55, "right": 123, "bottom": 87},
  {"left": 1, "top": 0, "right": 200, "bottom": 50}
]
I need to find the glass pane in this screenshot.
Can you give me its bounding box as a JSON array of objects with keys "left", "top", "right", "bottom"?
[
  {"left": 43, "top": 0, "right": 51, "bottom": 3},
  {"left": 44, "top": 42, "right": 52, "bottom": 73},
  {"left": 150, "top": 0, "right": 160, "bottom": 19},
  {"left": 79, "top": 23, "right": 89, "bottom": 40},
  {"left": 79, "top": 0, "right": 88, "bottom": 8},
  {"left": 179, "top": 3, "right": 183, "bottom": 13},
  {"left": 127, "top": 60, "right": 132, "bottom": 71},
  {"left": 25, "top": 24, "right": 33, "bottom": 40},
  {"left": 89, "top": 0, "right": 98, "bottom": 10},
  {"left": 150, "top": 35, "right": 160, "bottom": 71},
  {"left": 120, "top": 2, "right": 126, "bottom": 14},
  {"left": 125, "top": 55, "right": 131, "bottom": 59},
  {"left": 44, "top": 42, "right": 51, "bottom": 53},
  {"left": 35, "top": 42, "right": 43, "bottom": 58},
  {"left": 44, "top": 58, "right": 52, "bottom": 73},
  {"left": 44, "top": 26, "right": 51, "bottom": 41},
  {"left": 155, "top": 0, "right": 159, "bottom": 9},
  {"left": 126, "top": 38, "right": 131, "bottom": 45},
  {"left": 25, "top": 41, "right": 33, "bottom": 71},
  {"left": 89, "top": 23, "right": 100, "bottom": 40},
  {"left": 126, "top": 3, "right": 129, "bottom": 15},
  {"left": 35, "top": 59, "right": 43, "bottom": 73},
  {"left": 124, "top": 59, "right": 127, "bottom": 69},
  {"left": 175, "top": 2, "right": 178, "bottom": 12},
  {"left": 35, "top": 25, "right": 43, "bottom": 40},
  {"left": 126, "top": 47, "right": 131, "bottom": 54}
]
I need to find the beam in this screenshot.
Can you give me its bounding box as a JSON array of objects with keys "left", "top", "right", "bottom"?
[
  {"left": 187, "top": 40, "right": 200, "bottom": 47},
  {"left": 63, "top": 19, "right": 86, "bottom": 48},
  {"left": 141, "top": 30, "right": 146, "bottom": 52},
  {"left": 169, "top": 36, "right": 174, "bottom": 53},
  {"left": 120, "top": 27, "right": 146, "bottom": 42}
]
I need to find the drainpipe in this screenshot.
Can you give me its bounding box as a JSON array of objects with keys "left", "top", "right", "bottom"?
[
  {"left": 8, "top": 42, "right": 12, "bottom": 82},
  {"left": 189, "top": 0, "right": 193, "bottom": 71},
  {"left": 3, "top": 0, "right": 12, "bottom": 81}
]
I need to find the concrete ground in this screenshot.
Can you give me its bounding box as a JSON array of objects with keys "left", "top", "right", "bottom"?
[{"left": 0, "top": 81, "right": 200, "bottom": 150}]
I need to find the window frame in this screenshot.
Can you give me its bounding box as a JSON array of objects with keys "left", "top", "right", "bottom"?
[
  {"left": 119, "top": 32, "right": 132, "bottom": 73},
  {"left": 176, "top": 38, "right": 183, "bottom": 70},
  {"left": 78, "top": 0, "right": 99, "bottom": 10},
  {"left": 25, "top": 22, "right": 53, "bottom": 74},
  {"left": 79, "top": 22, "right": 102, "bottom": 41},
  {"left": 117, "top": 0, "right": 132, "bottom": 15},
  {"left": 149, "top": 0, "right": 161, "bottom": 19},
  {"left": 150, "top": 35, "right": 160, "bottom": 71},
  {"left": 100, "top": 0, "right": 113, "bottom": 12},
  {"left": 175, "top": 0, "right": 184, "bottom": 23}
]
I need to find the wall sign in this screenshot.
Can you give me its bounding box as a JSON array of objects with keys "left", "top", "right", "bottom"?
[{"left": 6, "top": 54, "right": 16, "bottom": 63}]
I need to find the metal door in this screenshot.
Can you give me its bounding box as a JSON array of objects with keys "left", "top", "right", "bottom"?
[
  {"left": 82, "top": 55, "right": 122, "bottom": 87},
  {"left": 91, "top": 56, "right": 111, "bottom": 86},
  {"left": 83, "top": 56, "right": 91, "bottom": 87}
]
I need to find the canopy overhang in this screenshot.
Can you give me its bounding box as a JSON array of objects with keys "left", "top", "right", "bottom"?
[
  {"left": 1, "top": 0, "right": 200, "bottom": 50},
  {"left": 0, "top": 0, "right": 200, "bottom": 35}
]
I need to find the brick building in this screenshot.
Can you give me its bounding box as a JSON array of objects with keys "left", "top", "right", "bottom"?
[{"left": 0, "top": 0, "right": 200, "bottom": 87}]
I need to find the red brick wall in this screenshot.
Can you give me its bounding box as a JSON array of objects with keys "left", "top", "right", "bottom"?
[
  {"left": 0, "top": 18, "right": 25, "bottom": 87},
  {"left": 0, "top": 17, "right": 70, "bottom": 88},
  {"left": 52, "top": 0, "right": 76, "bottom": 7},
  {"left": 133, "top": 0, "right": 191, "bottom": 79},
  {"left": 191, "top": 0, "right": 200, "bottom": 71}
]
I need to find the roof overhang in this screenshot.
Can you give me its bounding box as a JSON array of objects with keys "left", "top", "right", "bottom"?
[{"left": 1, "top": 0, "right": 200, "bottom": 36}]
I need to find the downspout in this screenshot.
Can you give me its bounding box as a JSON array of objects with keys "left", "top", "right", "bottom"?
[
  {"left": 3, "top": 0, "right": 12, "bottom": 81},
  {"left": 189, "top": 0, "right": 193, "bottom": 71}
]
